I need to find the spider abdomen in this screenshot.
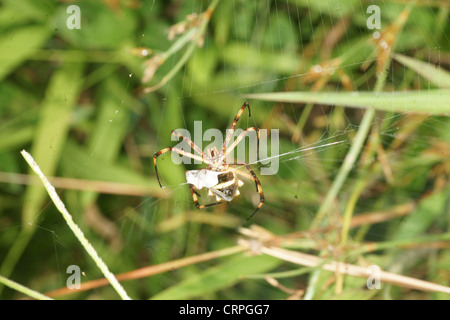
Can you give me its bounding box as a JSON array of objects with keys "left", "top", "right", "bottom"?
[{"left": 185, "top": 169, "right": 221, "bottom": 189}]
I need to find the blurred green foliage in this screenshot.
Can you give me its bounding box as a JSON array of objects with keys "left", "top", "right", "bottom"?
[{"left": 0, "top": 0, "right": 449, "bottom": 300}]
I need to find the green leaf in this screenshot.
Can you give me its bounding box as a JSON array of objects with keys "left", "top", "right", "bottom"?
[
  {"left": 393, "top": 53, "right": 450, "bottom": 89},
  {"left": 61, "top": 141, "right": 162, "bottom": 191},
  {"left": 88, "top": 78, "right": 132, "bottom": 162},
  {"left": 245, "top": 89, "right": 450, "bottom": 115},
  {"left": 0, "top": 126, "right": 34, "bottom": 153},
  {"left": 151, "top": 254, "right": 280, "bottom": 300}
]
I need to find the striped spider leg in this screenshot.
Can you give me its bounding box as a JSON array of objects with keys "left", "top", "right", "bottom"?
[
  {"left": 229, "top": 163, "right": 265, "bottom": 220},
  {"left": 154, "top": 130, "right": 212, "bottom": 188}
]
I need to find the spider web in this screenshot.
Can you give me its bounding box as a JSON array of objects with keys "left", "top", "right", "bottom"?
[
  {"left": 120, "top": 1, "right": 449, "bottom": 296},
  {"left": 145, "top": 0, "right": 448, "bottom": 222}
]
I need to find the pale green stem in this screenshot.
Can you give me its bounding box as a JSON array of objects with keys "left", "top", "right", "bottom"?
[
  {"left": 144, "top": 0, "right": 220, "bottom": 93},
  {"left": 311, "top": 107, "right": 376, "bottom": 229},
  {"left": 0, "top": 275, "right": 53, "bottom": 300}
]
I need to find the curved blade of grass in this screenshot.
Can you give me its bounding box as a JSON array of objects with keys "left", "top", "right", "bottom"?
[
  {"left": 245, "top": 89, "right": 450, "bottom": 115},
  {"left": 393, "top": 53, "right": 450, "bottom": 89},
  {"left": 0, "top": 25, "right": 51, "bottom": 80},
  {"left": 222, "top": 42, "right": 301, "bottom": 74},
  {"left": 151, "top": 254, "right": 280, "bottom": 300}
]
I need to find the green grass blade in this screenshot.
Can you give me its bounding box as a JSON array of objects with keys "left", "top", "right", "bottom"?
[
  {"left": 0, "top": 25, "right": 51, "bottom": 80},
  {"left": 393, "top": 53, "right": 450, "bottom": 89},
  {"left": 245, "top": 89, "right": 450, "bottom": 115},
  {"left": 151, "top": 254, "right": 280, "bottom": 300}
]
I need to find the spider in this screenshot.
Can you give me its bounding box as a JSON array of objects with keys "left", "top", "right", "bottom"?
[{"left": 154, "top": 101, "right": 264, "bottom": 220}]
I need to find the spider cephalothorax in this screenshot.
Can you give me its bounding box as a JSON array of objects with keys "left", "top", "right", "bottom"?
[
  {"left": 204, "top": 146, "right": 226, "bottom": 170},
  {"left": 154, "top": 102, "right": 264, "bottom": 220}
]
